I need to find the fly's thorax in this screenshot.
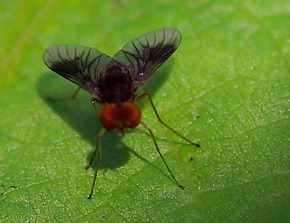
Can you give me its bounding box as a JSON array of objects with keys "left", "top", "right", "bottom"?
[{"left": 98, "top": 64, "right": 135, "bottom": 103}]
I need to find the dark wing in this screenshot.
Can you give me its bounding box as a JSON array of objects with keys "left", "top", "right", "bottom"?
[
  {"left": 113, "top": 28, "right": 181, "bottom": 88},
  {"left": 43, "top": 45, "right": 112, "bottom": 94}
]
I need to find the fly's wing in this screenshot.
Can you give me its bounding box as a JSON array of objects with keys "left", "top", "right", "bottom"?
[
  {"left": 43, "top": 45, "right": 112, "bottom": 95},
  {"left": 112, "top": 28, "right": 181, "bottom": 88}
]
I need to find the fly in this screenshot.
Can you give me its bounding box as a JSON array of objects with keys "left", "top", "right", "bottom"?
[{"left": 43, "top": 28, "right": 200, "bottom": 199}]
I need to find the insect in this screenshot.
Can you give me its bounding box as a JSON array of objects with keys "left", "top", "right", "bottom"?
[{"left": 43, "top": 28, "right": 200, "bottom": 199}]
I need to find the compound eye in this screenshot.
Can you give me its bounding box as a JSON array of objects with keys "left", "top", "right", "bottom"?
[{"left": 100, "top": 102, "right": 141, "bottom": 131}]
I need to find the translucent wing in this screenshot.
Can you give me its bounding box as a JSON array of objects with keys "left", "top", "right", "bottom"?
[
  {"left": 113, "top": 28, "right": 181, "bottom": 88},
  {"left": 43, "top": 45, "right": 112, "bottom": 95}
]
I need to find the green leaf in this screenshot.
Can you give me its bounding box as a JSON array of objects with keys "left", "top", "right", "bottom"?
[{"left": 0, "top": 1, "right": 289, "bottom": 222}]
